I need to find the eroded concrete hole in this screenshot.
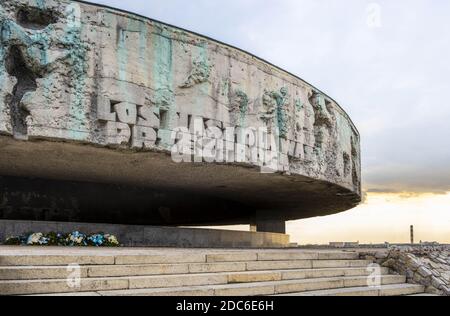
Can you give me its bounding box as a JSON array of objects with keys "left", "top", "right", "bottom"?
[
  {"left": 16, "top": 7, "right": 58, "bottom": 30},
  {"left": 5, "top": 46, "right": 40, "bottom": 138}
]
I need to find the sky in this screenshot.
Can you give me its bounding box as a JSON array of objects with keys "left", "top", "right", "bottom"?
[{"left": 87, "top": 0, "right": 450, "bottom": 244}]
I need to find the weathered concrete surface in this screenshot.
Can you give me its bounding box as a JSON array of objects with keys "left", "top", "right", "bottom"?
[
  {"left": 0, "top": 0, "right": 361, "bottom": 227},
  {"left": 0, "top": 220, "right": 290, "bottom": 248}
]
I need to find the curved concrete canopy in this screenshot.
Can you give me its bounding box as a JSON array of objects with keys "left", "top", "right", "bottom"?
[{"left": 0, "top": 0, "right": 361, "bottom": 228}]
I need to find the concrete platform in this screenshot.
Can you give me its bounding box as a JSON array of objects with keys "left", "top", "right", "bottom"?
[{"left": 0, "top": 220, "right": 290, "bottom": 248}]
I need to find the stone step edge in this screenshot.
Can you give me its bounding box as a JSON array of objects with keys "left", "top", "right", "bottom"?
[
  {"left": 0, "top": 258, "right": 369, "bottom": 268},
  {"left": 0, "top": 271, "right": 396, "bottom": 285},
  {"left": 0, "top": 262, "right": 381, "bottom": 276},
  {"left": 21, "top": 276, "right": 406, "bottom": 296},
  {"left": 275, "top": 284, "right": 426, "bottom": 296},
  {"left": 30, "top": 283, "right": 422, "bottom": 297},
  {"left": 0, "top": 252, "right": 360, "bottom": 266},
  {"left": 2, "top": 275, "right": 405, "bottom": 296},
  {"left": 0, "top": 266, "right": 391, "bottom": 281},
  {"left": 100, "top": 283, "right": 424, "bottom": 297}
]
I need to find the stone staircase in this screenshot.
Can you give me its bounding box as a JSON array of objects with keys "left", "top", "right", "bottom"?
[{"left": 0, "top": 249, "right": 425, "bottom": 296}]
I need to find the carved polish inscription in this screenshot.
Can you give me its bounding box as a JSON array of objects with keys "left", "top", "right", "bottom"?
[{"left": 97, "top": 96, "right": 159, "bottom": 149}]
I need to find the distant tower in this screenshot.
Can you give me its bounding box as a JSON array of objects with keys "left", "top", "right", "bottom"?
[{"left": 410, "top": 225, "right": 414, "bottom": 244}]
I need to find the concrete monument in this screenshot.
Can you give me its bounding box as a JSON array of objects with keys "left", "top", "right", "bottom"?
[{"left": 0, "top": 0, "right": 361, "bottom": 237}]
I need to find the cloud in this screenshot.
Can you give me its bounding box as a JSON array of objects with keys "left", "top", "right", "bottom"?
[
  {"left": 365, "top": 190, "right": 448, "bottom": 199},
  {"left": 88, "top": 0, "right": 450, "bottom": 194},
  {"left": 364, "top": 162, "right": 450, "bottom": 194}
]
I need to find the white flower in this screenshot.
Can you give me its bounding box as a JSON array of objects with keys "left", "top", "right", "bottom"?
[
  {"left": 27, "top": 233, "right": 43, "bottom": 245},
  {"left": 67, "top": 232, "right": 86, "bottom": 245},
  {"left": 69, "top": 236, "right": 83, "bottom": 244},
  {"left": 105, "top": 235, "right": 119, "bottom": 245}
]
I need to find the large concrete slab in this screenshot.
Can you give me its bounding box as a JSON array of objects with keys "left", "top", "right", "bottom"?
[
  {"left": 206, "top": 253, "right": 258, "bottom": 263},
  {"left": 0, "top": 255, "right": 115, "bottom": 266},
  {"left": 246, "top": 260, "right": 313, "bottom": 271},
  {"left": 39, "top": 281, "right": 424, "bottom": 297},
  {"left": 280, "top": 267, "right": 390, "bottom": 280},
  {"left": 189, "top": 262, "right": 247, "bottom": 274},
  {"left": 278, "top": 284, "right": 425, "bottom": 296},
  {"left": 98, "top": 287, "right": 216, "bottom": 297},
  {"left": 312, "top": 260, "right": 373, "bottom": 269},
  {"left": 114, "top": 254, "right": 207, "bottom": 265},
  {"left": 127, "top": 274, "right": 228, "bottom": 290},
  {"left": 227, "top": 271, "right": 283, "bottom": 283},
  {"left": 87, "top": 264, "right": 190, "bottom": 278},
  {"left": 0, "top": 266, "right": 89, "bottom": 280},
  {"left": 0, "top": 277, "right": 130, "bottom": 295}
]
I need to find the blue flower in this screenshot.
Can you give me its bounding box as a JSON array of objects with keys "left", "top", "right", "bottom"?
[
  {"left": 39, "top": 237, "right": 50, "bottom": 245},
  {"left": 4, "top": 231, "right": 119, "bottom": 247},
  {"left": 88, "top": 234, "right": 104, "bottom": 246},
  {"left": 68, "top": 231, "right": 87, "bottom": 246}
]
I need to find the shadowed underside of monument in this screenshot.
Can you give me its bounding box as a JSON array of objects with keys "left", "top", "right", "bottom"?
[
  {"left": 0, "top": 138, "right": 360, "bottom": 227},
  {"left": 0, "top": 0, "right": 362, "bottom": 232}
]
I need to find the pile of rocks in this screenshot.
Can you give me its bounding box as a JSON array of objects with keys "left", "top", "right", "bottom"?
[{"left": 380, "top": 246, "right": 450, "bottom": 296}]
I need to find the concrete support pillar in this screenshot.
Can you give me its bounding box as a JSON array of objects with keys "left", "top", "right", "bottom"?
[
  {"left": 251, "top": 211, "right": 286, "bottom": 234},
  {"left": 254, "top": 220, "right": 286, "bottom": 234}
]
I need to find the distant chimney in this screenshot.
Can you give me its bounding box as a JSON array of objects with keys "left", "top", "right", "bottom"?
[{"left": 410, "top": 225, "right": 414, "bottom": 244}]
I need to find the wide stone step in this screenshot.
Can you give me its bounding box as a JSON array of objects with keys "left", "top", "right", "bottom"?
[
  {"left": 0, "top": 271, "right": 402, "bottom": 296},
  {"left": 0, "top": 251, "right": 359, "bottom": 266},
  {"left": 0, "top": 255, "right": 117, "bottom": 267},
  {"left": 93, "top": 275, "right": 407, "bottom": 296},
  {"left": 0, "top": 273, "right": 226, "bottom": 295},
  {"left": 228, "top": 259, "right": 372, "bottom": 271},
  {"left": 35, "top": 282, "right": 422, "bottom": 297},
  {"left": 0, "top": 260, "right": 379, "bottom": 280},
  {"left": 277, "top": 284, "right": 425, "bottom": 296},
  {"left": 0, "top": 254, "right": 206, "bottom": 266}
]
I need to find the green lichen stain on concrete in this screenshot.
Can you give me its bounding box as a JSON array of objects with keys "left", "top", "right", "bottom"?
[
  {"left": 63, "top": 7, "right": 89, "bottom": 141},
  {"left": 0, "top": 47, "right": 4, "bottom": 72},
  {"left": 236, "top": 89, "right": 249, "bottom": 127},
  {"left": 117, "top": 24, "right": 129, "bottom": 83},
  {"left": 1, "top": 0, "right": 90, "bottom": 140},
  {"left": 152, "top": 25, "right": 174, "bottom": 106},
  {"left": 5, "top": 15, "right": 53, "bottom": 124},
  {"left": 0, "top": 43, "right": 5, "bottom": 114},
  {"left": 192, "top": 41, "right": 210, "bottom": 117},
  {"left": 197, "top": 43, "right": 211, "bottom": 87},
  {"left": 274, "top": 87, "right": 289, "bottom": 139},
  {"left": 336, "top": 112, "right": 353, "bottom": 151},
  {"left": 138, "top": 21, "right": 148, "bottom": 86},
  {"left": 30, "top": 25, "right": 53, "bottom": 122},
  {"left": 151, "top": 24, "right": 174, "bottom": 146},
  {"left": 0, "top": 6, "right": 5, "bottom": 79},
  {"left": 295, "top": 99, "right": 304, "bottom": 112},
  {"left": 0, "top": 9, "right": 5, "bottom": 88},
  {"left": 313, "top": 92, "right": 327, "bottom": 116},
  {"left": 35, "top": 0, "right": 46, "bottom": 10},
  {"left": 116, "top": 18, "right": 141, "bottom": 113},
  {"left": 221, "top": 79, "right": 230, "bottom": 99}
]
